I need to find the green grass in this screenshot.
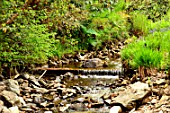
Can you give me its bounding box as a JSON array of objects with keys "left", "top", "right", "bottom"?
[{"left": 121, "top": 30, "right": 170, "bottom": 70}]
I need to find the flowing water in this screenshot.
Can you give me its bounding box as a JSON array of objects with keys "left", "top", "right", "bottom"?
[{"left": 44, "top": 59, "right": 123, "bottom": 88}]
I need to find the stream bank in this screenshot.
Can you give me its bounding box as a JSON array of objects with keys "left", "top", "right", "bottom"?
[{"left": 0, "top": 40, "right": 170, "bottom": 113}]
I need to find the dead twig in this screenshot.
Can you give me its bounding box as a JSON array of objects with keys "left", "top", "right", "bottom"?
[{"left": 38, "top": 70, "right": 47, "bottom": 80}]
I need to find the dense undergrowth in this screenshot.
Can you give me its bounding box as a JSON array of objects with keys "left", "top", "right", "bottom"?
[
  {"left": 0, "top": 0, "right": 169, "bottom": 77},
  {"left": 121, "top": 10, "right": 170, "bottom": 76}
]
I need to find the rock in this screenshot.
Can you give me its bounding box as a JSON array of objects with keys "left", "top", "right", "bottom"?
[
  {"left": 154, "top": 79, "right": 166, "bottom": 85},
  {"left": 9, "top": 106, "right": 19, "bottom": 113},
  {"left": 33, "top": 88, "right": 49, "bottom": 93},
  {"left": 82, "top": 58, "right": 104, "bottom": 68},
  {"left": 20, "top": 73, "right": 30, "bottom": 80},
  {"left": 20, "top": 80, "right": 29, "bottom": 88},
  {"left": 29, "top": 76, "right": 40, "bottom": 87},
  {"left": 110, "top": 106, "right": 122, "bottom": 113},
  {"left": 44, "top": 111, "right": 53, "bottom": 113},
  {"left": 0, "top": 106, "right": 11, "bottom": 113},
  {"left": 112, "top": 82, "right": 151, "bottom": 110},
  {"left": 5, "top": 79, "right": 20, "bottom": 95},
  {"left": 0, "top": 82, "right": 6, "bottom": 93},
  {"left": 155, "top": 95, "right": 170, "bottom": 108},
  {"left": 82, "top": 88, "right": 110, "bottom": 102},
  {"left": 59, "top": 104, "right": 71, "bottom": 112},
  {"left": 18, "top": 97, "right": 26, "bottom": 106},
  {"left": 0, "top": 90, "right": 21, "bottom": 107},
  {"left": 0, "top": 74, "right": 4, "bottom": 81},
  {"left": 53, "top": 97, "right": 62, "bottom": 105},
  {"left": 69, "top": 103, "right": 88, "bottom": 111},
  {"left": 20, "top": 107, "right": 33, "bottom": 112},
  {"left": 63, "top": 72, "right": 74, "bottom": 79},
  {"left": 33, "top": 96, "right": 45, "bottom": 104},
  {"left": 0, "top": 100, "right": 4, "bottom": 106},
  {"left": 38, "top": 79, "right": 47, "bottom": 87},
  {"left": 164, "top": 86, "right": 170, "bottom": 95},
  {"left": 40, "top": 101, "right": 48, "bottom": 107}
]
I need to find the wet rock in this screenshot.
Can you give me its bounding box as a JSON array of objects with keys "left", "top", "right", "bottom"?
[
  {"left": 82, "top": 58, "right": 104, "bottom": 68},
  {"left": 63, "top": 72, "right": 74, "bottom": 79},
  {"left": 55, "top": 76, "right": 61, "bottom": 83},
  {"left": 5, "top": 79, "right": 20, "bottom": 95},
  {"left": 82, "top": 88, "right": 110, "bottom": 102},
  {"left": 0, "top": 90, "right": 21, "bottom": 107},
  {"left": 9, "top": 106, "right": 19, "bottom": 113},
  {"left": 112, "top": 82, "right": 151, "bottom": 110}
]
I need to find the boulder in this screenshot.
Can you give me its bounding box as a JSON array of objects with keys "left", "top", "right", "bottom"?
[
  {"left": 5, "top": 79, "right": 20, "bottom": 95},
  {"left": 82, "top": 58, "right": 104, "bottom": 68},
  {"left": 111, "top": 82, "right": 151, "bottom": 110}
]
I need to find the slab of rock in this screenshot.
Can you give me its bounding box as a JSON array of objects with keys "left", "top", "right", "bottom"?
[
  {"left": 0, "top": 90, "right": 21, "bottom": 107},
  {"left": 82, "top": 58, "right": 104, "bottom": 68},
  {"left": 0, "top": 106, "right": 11, "bottom": 113},
  {"left": 9, "top": 106, "right": 19, "bottom": 113},
  {"left": 112, "top": 82, "right": 151, "bottom": 110},
  {"left": 5, "top": 79, "right": 20, "bottom": 95}
]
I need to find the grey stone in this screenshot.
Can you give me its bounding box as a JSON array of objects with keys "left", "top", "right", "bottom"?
[
  {"left": 0, "top": 90, "right": 21, "bottom": 107},
  {"left": 5, "top": 79, "right": 20, "bottom": 95},
  {"left": 0, "top": 82, "right": 6, "bottom": 93},
  {"left": 29, "top": 76, "right": 40, "bottom": 87},
  {"left": 82, "top": 58, "right": 104, "bottom": 68},
  {"left": 112, "top": 82, "right": 151, "bottom": 110},
  {"left": 21, "top": 73, "right": 30, "bottom": 80}
]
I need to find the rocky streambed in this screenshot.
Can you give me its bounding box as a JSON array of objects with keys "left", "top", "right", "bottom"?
[
  {"left": 1, "top": 65, "right": 170, "bottom": 113},
  {"left": 1, "top": 41, "right": 170, "bottom": 113}
]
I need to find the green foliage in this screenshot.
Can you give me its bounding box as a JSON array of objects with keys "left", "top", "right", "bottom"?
[
  {"left": 121, "top": 30, "right": 170, "bottom": 70},
  {"left": 0, "top": 24, "right": 56, "bottom": 66},
  {"left": 126, "top": 0, "right": 170, "bottom": 21},
  {"left": 131, "top": 12, "right": 152, "bottom": 35}
]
